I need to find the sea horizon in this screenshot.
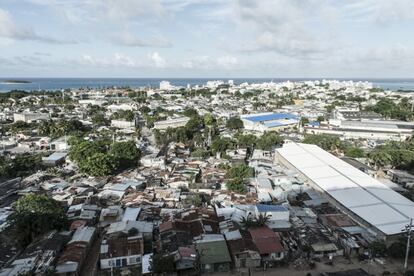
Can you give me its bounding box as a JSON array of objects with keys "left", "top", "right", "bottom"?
[{"left": 1, "top": 77, "right": 414, "bottom": 92}]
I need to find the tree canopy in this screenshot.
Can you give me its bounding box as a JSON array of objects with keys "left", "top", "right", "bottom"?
[
  {"left": 302, "top": 134, "right": 343, "bottom": 151},
  {"left": 69, "top": 139, "right": 140, "bottom": 176},
  {"left": 256, "top": 132, "right": 284, "bottom": 150},
  {"left": 150, "top": 254, "right": 175, "bottom": 274},
  {"left": 368, "top": 140, "right": 414, "bottom": 170},
  {"left": 240, "top": 213, "right": 270, "bottom": 229},
  {"left": 109, "top": 140, "right": 141, "bottom": 170},
  {"left": 226, "top": 117, "right": 244, "bottom": 130},
  {"left": 225, "top": 164, "right": 253, "bottom": 193},
  {"left": 366, "top": 98, "right": 414, "bottom": 121},
  {"left": 111, "top": 110, "right": 135, "bottom": 121},
  {"left": 0, "top": 153, "right": 43, "bottom": 179},
  {"left": 37, "top": 119, "right": 87, "bottom": 138},
  {"left": 7, "top": 194, "right": 67, "bottom": 247}
]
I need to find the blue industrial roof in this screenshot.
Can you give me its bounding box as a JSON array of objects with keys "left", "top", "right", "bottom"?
[
  {"left": 256, "top": 204, "right": 288, "bottom": 212},
  {"left": 243, "top": 113, "right": 298, "bottom": 122},
  {"left": 306, "top": 121, "right": 320, "bottom": 127},
  {"left": 263, "top": 121, "right": 284, "bottom": 127}
]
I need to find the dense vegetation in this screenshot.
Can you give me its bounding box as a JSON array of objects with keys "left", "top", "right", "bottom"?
[
  {"left": 368, "top": 139, "right": 414, "bottom": 170},
  {"left": 226, "top": 117, "right": 244, "bottom": 130},
  {"left": 69, "top": 138, "right": 140, "bottom": 176},
  {"left": 154, "top": 109, "right": 218, "bottom": 147},
  {"left": 225, "top": 164, "right": 254, "bottom": 193},
  {"left": 37, "top": 119, "right": 88, "bottom": 138},
  {"left": 302, "top": 134, "right": 366, "bottom": 158},
  {"left": 150, "top": 254, "right": 176, "bottom": 274},
  {"left": 302, "top": 134, "right": 344, "bottom": 151},
  {"left": 111, "top": 110, "right": 135, "bottom": 121},
  {"left": 240, "top": 213, "right": 271, "bottom": 228},
  {"left": 7, "top": 194, "right": 67, "bottom": 247},
  {"left": 366, "top": 98, "right": 414, "bottom": 121},
  {"left": 302, "top": 134, "right": 414, "bottom": 172},
  {"left": 0, "top": 153, "right": 44, "bottom": 179}
]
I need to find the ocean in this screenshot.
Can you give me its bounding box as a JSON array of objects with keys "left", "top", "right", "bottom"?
[{"left": 1, "top": 78, "right": 414, "bottom": 92}]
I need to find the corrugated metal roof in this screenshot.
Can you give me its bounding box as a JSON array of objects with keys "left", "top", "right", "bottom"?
[
  {"left": 243, "top": 113, "right": 298, "bottom": 122},
  {"left": 122, "top": 207, "right": 141, "bottom": 222},
  {"left": 69, "top": 226, "right": 95, "bottom": 244},
  {"left": 256, "top": 204, "right": 288, "bottom": 212},
  {"left": 276, "top": 143, "right": 414, "bottom": 236}
]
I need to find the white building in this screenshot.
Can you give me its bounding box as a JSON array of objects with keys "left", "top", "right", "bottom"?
[
  {"left": 276, "top": 142, "right": 414, "bottom": 239},
  {"left": 111, "top": 119, "right": 135, "bottom": 129},
  {"left": 100, "top": 235, "right": 143, "bottom": 270},
  {"left": 13, "top": 112, "right": 49, "bottom": 123},
  {"left": 153, "top": 116, "right": 190, "bottom": 130},
  {"left": 160, "top": 81, "right": 174, "bottom": 90},
  {"left": 306, "top": 119, "right": 414, "bottom": 141},
  {"left": 255, "top": 204, "right": 290, "bottom": 222},
  {"left": 140, "top": 154, "right": 165, "bottom": 169},
  {"left": 241, "top": 112, "right": 299, "bottom": 133}
]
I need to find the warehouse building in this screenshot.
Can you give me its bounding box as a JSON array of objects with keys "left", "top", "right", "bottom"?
[
  {"left": 153, "top": 116, "right": 190, "bottom": 131},
  {"left": 275, "top": 142, "right": 414, "bottom": 240},
  {"left": 241, "top": 112, "right": 299, "bottom": 133},
  {"left": 13, "top": 112, "right": 50, "bottom": 123}
]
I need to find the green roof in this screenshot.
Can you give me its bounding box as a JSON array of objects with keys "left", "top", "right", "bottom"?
[{"left": 196, "top": 240, "right": 231, "bottom": 264}]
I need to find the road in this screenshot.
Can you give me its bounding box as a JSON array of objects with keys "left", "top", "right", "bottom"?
[{"left": 209, "top": 256, "right": 414, "bottom": 276}]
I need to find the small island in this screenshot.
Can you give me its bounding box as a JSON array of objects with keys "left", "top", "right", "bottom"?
[{"left": 1, "top": 79, "right": 32, "bottom": 84}]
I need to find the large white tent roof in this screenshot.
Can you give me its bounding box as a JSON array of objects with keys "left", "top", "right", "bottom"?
[{"left": 276, "top": 142, "right": 414, "bottom": 236}]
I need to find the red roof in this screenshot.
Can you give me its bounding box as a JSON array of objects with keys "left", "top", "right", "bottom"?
[
  {"left": 178, "top": 246, "right": 196, "bottom": 258},
  {"left": 159, "top": 221, "right": 173, "bottom": 232},
  {"left": 247, "top": 227, "right": 283, "bottom": 255},
  {"left": 70, "top": 220, "right": 87, "bottom": 231}
]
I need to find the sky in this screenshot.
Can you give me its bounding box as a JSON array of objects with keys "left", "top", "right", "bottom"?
[{"left": 0, "top": 0, "right": 414, "bottom": 78}]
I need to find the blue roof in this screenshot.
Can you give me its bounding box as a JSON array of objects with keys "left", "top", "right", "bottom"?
[
  {"left": 306, "top": 121, "right": 320, "bottom": 127},
  {"left": 263, "top": 121, "right": 284, "bottom": 127},
  {"left": 244, "top": 113, "right": 298, "bottom": 122},
  {"left": 256, "top": 204, "right": 288, "bottom": 212}
]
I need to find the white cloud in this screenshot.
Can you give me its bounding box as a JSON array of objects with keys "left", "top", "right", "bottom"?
[
  {"left": 182, "top": 55, "right": 238, "bottom": 70},
  {"left": 0, "top": 8, "right": 75, "bottom": 44},
  {"left": 112, "top": 30, "right": 172, "bottom": 48},
  {"left": 230, "top": 0, "right": 327, "bottom": 58},
  {"left": 79, "top": 53, "right": 142, "bottom": 68},
  {"left": 103, "top": 0, "right": 165, "bottom": 21},
  {"left": 339, "top": 0, "right": 414, "bottom": 24},
  {"left": 148, "top": 52, "right": 167, "bottom": 68},
  {"left": 78, "top": 52, "right": 167, "bottom": 69},
  {"left": 216, "top": 56, "right": 238, "bottom": 68},
  {"left": 28, "top": 0, "right": 166, "bottom": 23},
  {"left": 3, "top": 0, "right": 414, "bottom": 77}
]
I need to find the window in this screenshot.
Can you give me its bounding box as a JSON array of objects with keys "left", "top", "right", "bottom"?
[
  {"left": 129, "top": 257, "right": 137, "bottom": 264},
  {"left": 116, "top": 259, "right": 121, "bottom": 267}
]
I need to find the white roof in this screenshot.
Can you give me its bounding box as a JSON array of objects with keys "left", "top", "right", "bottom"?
[
  {"left": 277, "top": 143, "right": 414, "bottom": 236},
  {"left": 142, "top": 254, "right": 153, "bottom": 274},
  {"left": 107, "top": 221, "right": 153, "bottom": 235},
  {"left": 224, "top": 230, "right": 242, "bottom": 241}
]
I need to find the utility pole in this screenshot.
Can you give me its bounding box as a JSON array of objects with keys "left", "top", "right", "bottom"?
[{"left": 404, "top": 218, "right": 413, "bottom": 274}]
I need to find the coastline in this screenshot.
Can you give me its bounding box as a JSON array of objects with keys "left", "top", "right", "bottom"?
[{"left": 1, "top": 78, "right": 414, "bottom": 92}]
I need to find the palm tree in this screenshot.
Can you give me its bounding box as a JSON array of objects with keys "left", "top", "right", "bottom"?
[
  {"left": 256, "top": 213, "right": 270, "bottom": 226},
  {"left": 240, "top": 216, "right": 256, "bottom": 229},
  {"left": 240, "top": 213, "right": 270, "bottom": 229}
]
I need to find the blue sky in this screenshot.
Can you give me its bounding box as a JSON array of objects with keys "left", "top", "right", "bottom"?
[{"left": 0, "top": 0, "right": 414, "bottom": 78}]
